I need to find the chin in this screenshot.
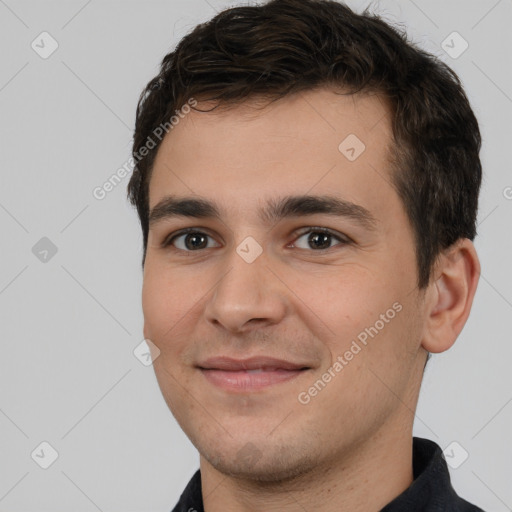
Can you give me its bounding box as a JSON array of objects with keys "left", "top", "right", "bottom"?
[{"left": 199, "top": 436, "right": 320, "bottom": 484}]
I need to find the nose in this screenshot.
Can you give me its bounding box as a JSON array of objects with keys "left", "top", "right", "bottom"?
[{"left": 203, "top": 245, "right": 289, "bottom": 334}]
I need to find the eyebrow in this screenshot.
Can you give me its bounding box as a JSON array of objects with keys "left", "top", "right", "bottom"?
[{"left": 148, "top": 194, "right": 378, "bottom": 231}]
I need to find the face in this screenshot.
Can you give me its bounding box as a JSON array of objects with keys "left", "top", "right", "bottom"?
[{"left": 142, "top": 88, "right": 430, "bottom": 481}]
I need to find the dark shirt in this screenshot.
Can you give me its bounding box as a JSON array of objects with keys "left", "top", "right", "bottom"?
[{"left": 171, "top": 437, "right": 484, "bottom": 511}]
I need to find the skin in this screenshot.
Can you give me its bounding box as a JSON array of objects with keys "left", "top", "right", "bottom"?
[{"left": 141, "top": 87, "right": 480, "bottom": 511}]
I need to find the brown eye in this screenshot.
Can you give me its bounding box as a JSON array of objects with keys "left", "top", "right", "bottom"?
[
  {"left": 291, "top": 228, "right": 349, "bottom": 251},
  {"left": 165, "top": 229, "right": 220, "bottom": 251}
]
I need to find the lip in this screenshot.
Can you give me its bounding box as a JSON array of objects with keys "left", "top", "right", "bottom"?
[
  {"left": 197, "top": 356, "right": 311, "bottom": 392},
  {"left": 198, "top": 356, "right": 310, "bottom": 371}
]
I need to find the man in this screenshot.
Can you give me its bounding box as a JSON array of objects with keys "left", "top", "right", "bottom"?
[{"left": 127, "top": 0, "right": 484, "bottom": 510}]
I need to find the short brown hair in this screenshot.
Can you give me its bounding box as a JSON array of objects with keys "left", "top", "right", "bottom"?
[{"left": 127, "top": 0, "right": 482, "bottom": 290}]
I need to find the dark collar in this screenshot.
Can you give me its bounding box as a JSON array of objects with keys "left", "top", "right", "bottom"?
[{"left": 171, "top": 437, "right": 484, "bottom": 511}]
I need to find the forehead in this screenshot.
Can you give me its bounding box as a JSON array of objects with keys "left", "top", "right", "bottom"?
[{"left": 148, "top": 88, "right": 397, "bottom": 225}]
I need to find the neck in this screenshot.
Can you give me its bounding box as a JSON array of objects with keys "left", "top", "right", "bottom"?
[{"left": 200, "top": 421, "right": 414, "bottom": 512}]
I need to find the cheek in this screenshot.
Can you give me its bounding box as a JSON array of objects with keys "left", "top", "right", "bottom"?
[
  {"left": 290, "top": 266, "right": 395, "bottom": 349},
  {"left": 142, "top": 269, "right": 196, "bottom": 400},
  {"left": 141, "top": 266, "right": 191, "bottom": 349},
  {"left": 301, "top": 271, "right": 416, "bottom": 384}
]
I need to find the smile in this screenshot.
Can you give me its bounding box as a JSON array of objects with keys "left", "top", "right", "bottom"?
[
  {"left": 200, "top": 368, "right": 308, "bottom": 391},
  {"left": 197, "top": 356, "right": 311, "bottom": 392}
]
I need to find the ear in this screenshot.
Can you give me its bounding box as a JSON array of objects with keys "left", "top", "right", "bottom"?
[{"left": 421, "top": 238, "right": 480, "bottom": 354}]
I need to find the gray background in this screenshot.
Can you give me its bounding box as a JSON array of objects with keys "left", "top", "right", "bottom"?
[{"left": 0, "top": 0, "right": 511, "bottom": 510}]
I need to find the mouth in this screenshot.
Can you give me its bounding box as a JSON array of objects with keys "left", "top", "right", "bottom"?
[{"left": 197, "top": 356, "right": 311, "bottom": 392}]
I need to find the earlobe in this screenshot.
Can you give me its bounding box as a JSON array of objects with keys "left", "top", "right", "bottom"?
[{"left": 421, "top": 239, "right": 480, "bottom": 354}]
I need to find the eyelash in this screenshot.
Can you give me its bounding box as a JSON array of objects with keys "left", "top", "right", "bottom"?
[{"left": 162, "top": 226, "right": 351, "bottom": 253}]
